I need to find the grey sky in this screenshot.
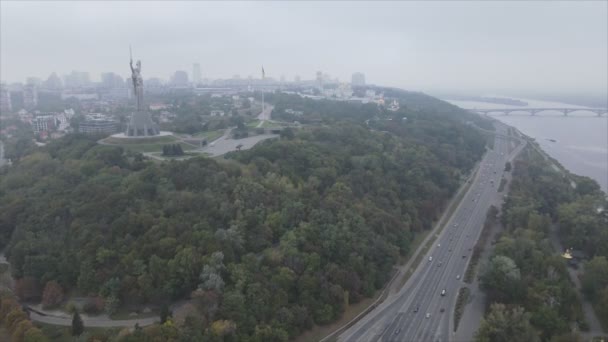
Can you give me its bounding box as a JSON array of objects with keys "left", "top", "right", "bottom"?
[{"left": 1, "top": 1, "right": 606, "bottom": 96}]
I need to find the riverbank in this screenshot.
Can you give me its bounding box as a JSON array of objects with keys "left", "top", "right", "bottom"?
[
  {"left": 455, "top": 120, "right": 607, "bottom": 341},
  {"left": 446, "top": 97, "right": 607, "bottom": 192}
]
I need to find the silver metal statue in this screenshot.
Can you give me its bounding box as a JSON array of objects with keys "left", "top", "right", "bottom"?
[{"left": 130, "top": 47, "right": 144, "bottom": 111}]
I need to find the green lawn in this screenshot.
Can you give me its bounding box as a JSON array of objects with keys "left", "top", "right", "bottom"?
[
  {"left": 102, "top": 135, "right": 178, "bottom": 145},
  {"left": 116, "top": 142, "right": 196, "bottom": 153},
  {"left": 148, "top": 151, "right": 209, "bottom": 159},
  {"left": 246, "top": 120, "right": 261, "bottom": 128},
  {"left": 193, "top": 129, "right": 224, "bottom": 141},
  {"left": 101, "top": 134, "right": 197, "bottom": 153},
  {"left": 261, "top": 121, "right": 283, "bottom": 128}
]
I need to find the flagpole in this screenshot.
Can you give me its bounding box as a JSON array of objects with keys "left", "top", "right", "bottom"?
[{"left": 261, "top": 66, "right": 265, "bottom": 117}]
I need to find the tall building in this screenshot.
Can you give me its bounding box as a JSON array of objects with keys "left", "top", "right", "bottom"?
[
  {"left": 316, "top": 71, "right": 323, "bottom": 89},
  {"left": 44, "top": 72, "right": 63, "bottom": 90},
  {"left": 172, "top": 70, "right": 189, "bottom": 86},
  {"left": 64, "top": 71, "right": 90, "bottom": 88},
  {"left": 26, "top": 77, "right": 42, "bottom": 86},
  {"left": 101, "top": 72, "right": 125, "bottom": 89},
  {"left": 192, "top": 63, "right": 201, "bottom": 85},
  {"left": 23, "top": 84, "right": 38, "bottom": 110},
  {"left": 351, "top": 72, "right": 366, "bottom": 86},
  {"left": 0, "top": 84, "right": 12, "bottom": 113}
]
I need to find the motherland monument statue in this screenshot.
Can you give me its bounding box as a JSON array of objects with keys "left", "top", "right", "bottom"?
[{"left": 125, "top": 47, "right": 160, "bottom": 137}]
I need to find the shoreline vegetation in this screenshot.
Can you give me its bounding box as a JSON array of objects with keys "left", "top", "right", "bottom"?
[{"left": 474, "top": 138, "right": 607, "bottom": 341}]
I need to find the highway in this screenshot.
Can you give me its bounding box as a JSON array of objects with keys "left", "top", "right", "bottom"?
[
  {"left": 0, "top": 140, "right": 6, "bottom": 167},
  {"left": 339, "top": 122, "right": 523, "bottom": 342}
]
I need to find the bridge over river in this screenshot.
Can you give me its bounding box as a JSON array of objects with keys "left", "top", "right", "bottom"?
[{"left": 468, "top": 107, "right": 607, "bottom": 116}]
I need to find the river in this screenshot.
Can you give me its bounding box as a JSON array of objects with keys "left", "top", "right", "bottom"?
[{"left": 445, "top": 98, "right": 608, "bottom": 192}]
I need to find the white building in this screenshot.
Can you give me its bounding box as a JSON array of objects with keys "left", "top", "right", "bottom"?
[
  {"left": 79, "top": 113, "right": 118, "bottom": 134},
  {"left": 387, "top": 99, "right": 400, "bottom": 112},
  {"left": 32, "top": 115, "right": 57, "bottom": 133},
  {"left": 210, "top": 110, "right": 225, "bottom": 117},
  {"left": 61, "top": 92, "right": 99, "bottom": 101}
]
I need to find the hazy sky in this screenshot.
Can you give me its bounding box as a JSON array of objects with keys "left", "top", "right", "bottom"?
[{"left": 1, "top": 1, "right": 606, "bottom": 96}]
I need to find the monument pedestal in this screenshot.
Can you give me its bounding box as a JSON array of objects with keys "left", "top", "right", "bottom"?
[{"left": 126, "top": 110, "right": 159, "bottom": 137}]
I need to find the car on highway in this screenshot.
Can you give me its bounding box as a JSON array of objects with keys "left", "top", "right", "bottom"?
[
  {"left": 437, "top": 243, "right": 441, "bottom": 247},
  {"left": 429, "top": 256, "right": 433, "bottom": 262},
  {"left": 414, "top": 306, "right": 419, "bottom": 313},
  {"left": 456, "top": 274, "right": 461, "bottom": 280},
  {"left": 441, "top": 289, "right": 446, "bottom": 296},
  {"left": 425, "top": 313, "right": 431, "bottom": 319},
  {"left": 440, "top": 308, "right": 445, "bottom": 313}
]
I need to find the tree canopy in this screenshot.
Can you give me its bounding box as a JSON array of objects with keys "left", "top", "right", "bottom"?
[{"left": 0, "top": 90, "right": 490, "bottom": 340}]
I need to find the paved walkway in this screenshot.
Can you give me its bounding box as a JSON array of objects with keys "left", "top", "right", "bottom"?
[
  {"left": 200, "top": 128, "right": 278, "bottom": 157},
  {"left": 549, "top": 226, "right": 606, "bottom": 338},
  {"left": 27, "top": 307, "right": 158, "bottom": 328},
  {"left": 0, "top": 252, "right": 167, "bottom": 328}
]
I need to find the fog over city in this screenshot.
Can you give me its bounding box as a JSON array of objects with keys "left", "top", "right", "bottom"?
[
  {"left": 1, "top": 1, "right": 608, "bottom": 341},
  {"left": 1, "top": 1, "right": 606, "bottom": 97}
]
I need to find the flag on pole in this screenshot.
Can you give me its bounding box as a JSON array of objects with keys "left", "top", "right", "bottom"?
[{"left": 262, "top": 66, "right": 265, "bottom": 79}]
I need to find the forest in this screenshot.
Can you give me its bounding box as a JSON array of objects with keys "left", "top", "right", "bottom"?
[
  {"left": 0, "top": 91, "right": 488, "bottom": 340},
  {"left": 476, "top": 147, "right": 608, "bottom": 342}
]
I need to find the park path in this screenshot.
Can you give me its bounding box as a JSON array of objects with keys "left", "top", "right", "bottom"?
[
  {"left": 548, "top": 226, "right": 605, "bottom": 337},
  {"left": 0, "top": 252, "right": 167, "bottom": 328}
]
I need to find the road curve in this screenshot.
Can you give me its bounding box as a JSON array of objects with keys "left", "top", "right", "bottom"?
[{"left": 27, "top": 308, "right": 158, "bottom": 328}]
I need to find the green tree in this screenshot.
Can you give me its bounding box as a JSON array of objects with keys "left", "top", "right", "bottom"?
[
  {"left": 71, "top": 311, "right": 84, "bottom": 336},
  {"left": 160, "top": 303, "right": 171, "bottom": 324},
  {"left": 480, "top": 255, "right": 524, "bottom": 303},
  {"left": 475, "top": 303, "right": 539, "bottom": 342},
  {"left": 581, "top": 256, "right": 608, "bottom": 299},
  {"left": 41, "top": 281, "right": 64, "bottom": 309}
]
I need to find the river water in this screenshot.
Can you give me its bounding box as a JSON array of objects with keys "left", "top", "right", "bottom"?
[{"left": 446, "top": 98, "right": 608, "bottom": 192}]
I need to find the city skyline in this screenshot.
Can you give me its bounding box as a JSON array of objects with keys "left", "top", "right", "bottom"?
[
  {"left": 1, "top": 68, "right": 358, "bottom": 87},
  {"left": 1, "top": 1, "right": 606, "bottom": 97}
]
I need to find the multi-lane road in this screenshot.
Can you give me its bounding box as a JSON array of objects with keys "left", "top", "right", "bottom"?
[
  {"left": 339, "top": 122, "right": 523, "bottom": 342},
  {"left": 0, "top": 140, "right": 6, "bottom": 167}
]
